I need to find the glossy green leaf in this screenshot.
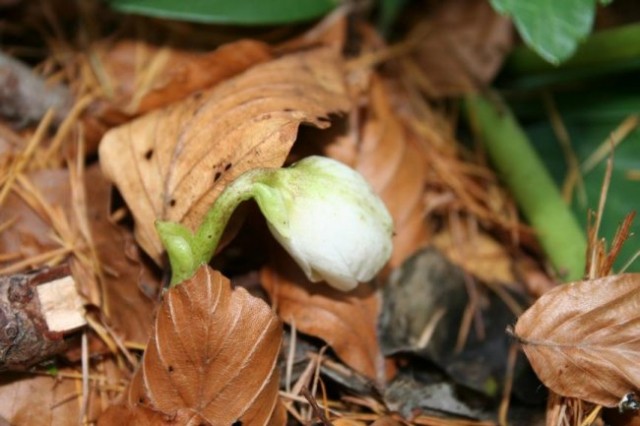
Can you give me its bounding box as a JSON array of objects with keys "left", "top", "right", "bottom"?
[
  {"left": 106, "top": 0, "right": 338, "bottom": 25},
  {"left": 501, "top": 23, "right": 640, "bottom": 90},
  {"left": 490, "top": 0, "right": 597, "bottom": 64}
]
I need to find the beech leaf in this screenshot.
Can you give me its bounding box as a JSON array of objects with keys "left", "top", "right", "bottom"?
[
  {"left": 261, "top": 244, "right": 388, "bottom": 382},
  {"left": 99, "top": 266, "right": 283, "bottom": 424},
  {"left": 0, "top": 371, "right": 91, "bottom": 425},
  {"left": 408, "top": 0, "right": 513, "bottom": 97},
  {"left": 90, "top": 39, "right": 272, "bottom": 117},
  {"left": 99, "top": 48, "right": 350, "bottom": 262},
  {"left": 514, "top": 274, "right": 640, "bottom": 407}
]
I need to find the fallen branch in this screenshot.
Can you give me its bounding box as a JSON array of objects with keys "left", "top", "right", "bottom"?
[{"left": 0, "top": 263, "right": 85, "bottom": 371}]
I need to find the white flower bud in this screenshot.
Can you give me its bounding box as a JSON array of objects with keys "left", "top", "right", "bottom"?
[{"left": 252, "top": 156, "right": 394, "bottom": 291}]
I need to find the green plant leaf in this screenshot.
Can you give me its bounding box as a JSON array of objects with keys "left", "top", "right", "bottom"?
[
  {"left": 465, "top": 93, "right": 587, "bottom": 281},
  {"left": 490, "top": 0, "right": 597, "bottom": 64},
  {"left": 500, "top": 23, "right": 640, "bottom": 90},
  {"left": 511, "top": 84, "right": 640, "bottom": 272},
  {"left": 106, "top": 0, "right": 339, "bottom": 25}
]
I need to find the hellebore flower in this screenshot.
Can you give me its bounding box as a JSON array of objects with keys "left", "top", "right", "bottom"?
[
  {"left": 157, "top": 156, "right": 394, "bottom": 290},
  {"left": 252, "top": 156, "right": 393, "bottom": 291}
]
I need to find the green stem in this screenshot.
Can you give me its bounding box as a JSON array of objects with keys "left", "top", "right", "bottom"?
[
  {"left": 156, "top": 168, "right": 274, "bottom": 286},
  {"left": 465, "top": 92, "right": 587, "bottom": 281}
]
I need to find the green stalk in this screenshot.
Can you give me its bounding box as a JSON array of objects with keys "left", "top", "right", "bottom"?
[
  {"left": 501, "top": 23, "right": 640, "bottom": 89},
  {"left": 156, "top": 168, "right": 274, "bottom": 286},
  {"left": 465, "top": 92, "right": 587, "bottom": 281}
]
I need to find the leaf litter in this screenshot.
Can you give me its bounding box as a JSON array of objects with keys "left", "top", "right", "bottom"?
[{"left": 0, "top": 1, "right": 637, "bottom": 425}]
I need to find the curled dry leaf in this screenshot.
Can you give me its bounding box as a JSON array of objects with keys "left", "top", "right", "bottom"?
[
  {"left": 87, "top": 39, "right": 272, "bottom": 118},
  {"left": 100, "top": 48, "right": 350, "bottom": 263},
  {"left": 515, "top": 274, "right": 640, "bottom": 407},
  {"left": 432, "top": 226, "right": 515, "bottom": 285},
  {"left": 100, "top": 266, "right": 283, "bottom": 425},
  {"left": 261, "top": 244, "right": 388, "bottom": 382},
  {"left": 402, "top": 0, "right": 513, "bottom": 97}
]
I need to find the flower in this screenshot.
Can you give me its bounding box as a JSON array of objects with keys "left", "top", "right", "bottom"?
[
  {"left": 252, "top": 156, "right": 393, "bottom": 291},
  {"left": 157, "top": 155, "right": 393, "bottom": 289}
]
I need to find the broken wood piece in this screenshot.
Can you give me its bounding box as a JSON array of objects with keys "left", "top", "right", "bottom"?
[
  {"left": 0, "top": 263, "right": 86, "bottom": 371},
  {"left": 36, "top": 275, "right": 86, "bottom": 333}
]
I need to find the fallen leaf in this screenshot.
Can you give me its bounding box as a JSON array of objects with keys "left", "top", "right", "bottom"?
[
  {"left": 379, "top": 248, "right": 538, "bottom": 399},
  {"left": 324, "top": 75, "right": 430, "bottom": 268},
  {"left": 99, "top": 47, "right": 350, "bottom": 262},
  {"left": 0, "top": 372, "right": 81, "bottom": 425},
  {"left": 79, "top": 166, "right": 159, "bottom": 343},
  {"left": 403, "top": 0, "right": 513, "bottom": 97},
  {"left": 88, "top": 39, "right": 272, "bottom": 117},
  {"left": 384, "top": 369, "right": 490, "bottom": 420},
  {"left": 81, "top": 38, "right": 273, "bottom": 151},
  {"left": 0, "top": 359, "right": 124, "bottom": 425},
  {"left": 261, "top": 244, "right": 387, "bottom": 382},
  {"left": 515, "top": 274, "right": 640, "bottom": 407},
  {"left": 369, "top": 417, "right": 403, "bottom": 426},
  {"left": 432, "top": 226, "right": 516, "bottom": 285},
  {"left": 0, "top": 170, "right": 69, "bottom": 261},
  {"left": 100, "top": 266, "right": 283, "bottom": 424}
]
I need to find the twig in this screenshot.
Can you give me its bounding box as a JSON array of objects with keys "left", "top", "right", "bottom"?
[
  {"left": 542, "top": 92, "right": 586, "bottom": 206},
  {"left": 301, "top": 387, "right": 333, "bottom": 426},
  {"left": 581, "top": 115, "right": 638, "bottom": 174},
  {"left": 498, "top": 343, "right": 518, "bottom": 426},
  {"left": 0, "top": 264, "right": 85, "bottom": 371},
  {"left": 285, "top": 319, "right": 296, "bottom": 393},
  {"left": 587, "top": 152, "right": 613, "bottom": 280}
]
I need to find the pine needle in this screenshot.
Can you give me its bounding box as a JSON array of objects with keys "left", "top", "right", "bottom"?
[
  {"left": 581, "top": 114, "right": 638, "bottom": 174},
  {"left": 0, "top": 108, "right": 55, "bottom": 207}
]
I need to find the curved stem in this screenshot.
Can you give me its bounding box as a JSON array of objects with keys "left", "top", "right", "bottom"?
[{"left": 157, "top": 168, "right": 276, "bottom": 286}]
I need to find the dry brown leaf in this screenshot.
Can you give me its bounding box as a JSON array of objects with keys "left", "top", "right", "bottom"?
[
  {"left": 0, "top": 359, "right": 124, "bottom": 425},
  {"left": 88, "top": 39, "right": 272, "bottom": 117},
  {"left": 369, "top": 417, "right": 404, "bottom": 426},
  {"left": 80, "top": 166, "right": 159, "bottom": 343},
  {"left": 100, "top": 48, "right": 350, "bottom": 263},
  {"left": 82, "top": 38, "right": 273, "bottom": 149},
  {"left": 324, "top": 76, "right": 430, "bottom": 268},
  {"left": 515, "top": 274, "right": 640, "bottom": 407},
  {"left": 432, "top": 226, "right": 516, "bottom": 285},
  {"left": 261, "top": 244, "right": 387, "bottom": 382},
  {"left": 402, "top": 0, "right": 513, "bottom": 97},
  {"left": 100, "top": 266, "right": 283, "bottom": 424},
  {"left": 0, "top": 372, "right": 81, "bottom": 425},
  {"left": 0, "top": 170, "right": 69, "bottom": 260}
]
